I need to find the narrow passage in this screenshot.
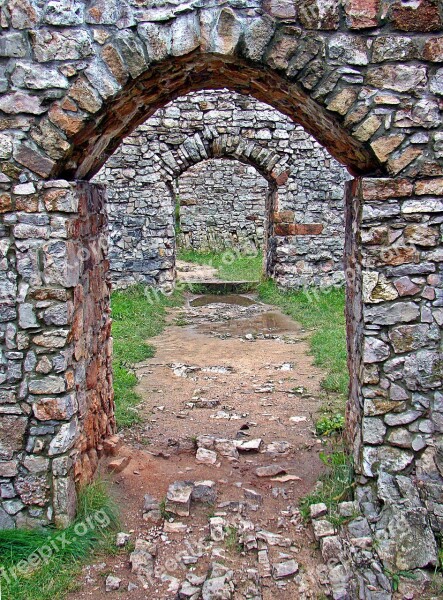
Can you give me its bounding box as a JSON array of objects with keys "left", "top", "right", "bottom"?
[{"left": 72, "top": 293, "right": 330, "bottom": 600}]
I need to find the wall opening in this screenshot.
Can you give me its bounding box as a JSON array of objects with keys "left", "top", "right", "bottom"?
[{"left": 1, "top": 5, "right": 441, "bottom": 587}]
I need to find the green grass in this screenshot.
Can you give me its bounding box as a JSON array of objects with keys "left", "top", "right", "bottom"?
[
  {"left": 257, "top": 279, "right": 348, "bottom": 397},
  {"left": 224, "top": 526, "right": 242, "bottom": 554},
  {"left": 299, "top": 451, "right": 354, "bottom": 523},
  {"left": 178, "top": 248, "right": 264, "bottom": 282},
  {"left": 112, "top": 284, "right": 183, "bottom": 428},
  {"left": 0, "top": 481, "right": 119, "bottom": 600},
  {"left": 315, "top": 414, "right": 345, "bottom": 437}
]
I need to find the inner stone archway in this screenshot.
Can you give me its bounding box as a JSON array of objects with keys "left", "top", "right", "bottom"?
[
  {"left": 175, "top": 158, "right": 268, "bottom": 253},
  {"left": 0, "top": 1, "right": 442, "bottom": 591},
  {"left": 94, "top": 89, "right": 350, "bottom": 289}
]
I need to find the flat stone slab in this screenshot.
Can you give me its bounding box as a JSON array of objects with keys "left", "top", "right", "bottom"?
[
  {"left": 272, "top": 559, "right": 299, "bottom": 579},
  {"left": 255, "top": 464, "right": 286, "bottom": 478}
]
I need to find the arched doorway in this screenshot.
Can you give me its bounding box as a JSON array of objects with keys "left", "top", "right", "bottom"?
[{"left": 0, "top": 4, "right": 441, "bottom": 581}]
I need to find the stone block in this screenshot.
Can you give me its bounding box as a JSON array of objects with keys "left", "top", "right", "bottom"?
[
  {"left": 0, "top": 416, "right": 27, "bottom": 460},
  {"left": 312, "top": 519, "right": 335, "bottom": 540},
  {"left": 166, "top": 481, "right": 193, "bottom": 517},
  {"left": 344, "top": 0, "right": 380, "bottom": 29}
]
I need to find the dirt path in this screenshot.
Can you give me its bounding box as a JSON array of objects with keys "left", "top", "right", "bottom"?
[
  {"left": 176, "top": 260, "right": 220, "bottom": 282},
  {"left": 70, "top": 294, "right": 330, "bottom": 600}
]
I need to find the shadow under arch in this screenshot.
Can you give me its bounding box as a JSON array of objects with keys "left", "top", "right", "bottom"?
[{"left": 58, "top": 52, "right": 384, "bottom": 181}]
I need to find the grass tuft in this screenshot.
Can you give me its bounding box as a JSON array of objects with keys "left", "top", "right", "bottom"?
[
  {"left": 0, "top": 481, "right": 119, "bottom": 600},
  {"left": 224, "top": 526, "right": 243, "bottom": 554},
  {"left": 112, "top": 284, "right": 183, "bottom": 428},
  {"left": 299, "top": 451, "right": 354, "bottom": 523}
]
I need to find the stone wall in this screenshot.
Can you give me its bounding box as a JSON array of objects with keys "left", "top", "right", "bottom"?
[
  {"left": 176, "top": 158, "right": 267, "bottom": 252},
  {"left": 0, "top": 181, "right": 114, "bottom": 529},
  {"left": 348, "top": 176, "right": 443, "bottom": 577},
  {"left": 0, "top": 0, "right": 442, "bottom": 589},
  {"left": 94, "top": 89, "right": 350, "bottom": 288}
]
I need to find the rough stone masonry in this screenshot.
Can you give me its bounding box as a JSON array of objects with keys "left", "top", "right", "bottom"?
[
  {"left": 0, "top": 0, "right": 442, "bottom": 595},
  {"left": 93, "top": 89, "right": 349, "bottom": 289}
]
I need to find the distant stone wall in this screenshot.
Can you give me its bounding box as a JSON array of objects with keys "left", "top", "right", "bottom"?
[
  {"left": 94, "top": 89, "right": 351, "bottom": 288},
  {"left": 176, "top": 159, "right": 267, "bottom": 252}
]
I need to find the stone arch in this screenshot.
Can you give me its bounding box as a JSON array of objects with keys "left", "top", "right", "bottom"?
[
  {"left": 163, "top": 132, "right": 286, "bottom": 280},
  {"left": 0, "top": 1, "right": 442, "bottom": 580},
  {"left": 159, "top": 130, "right": 287, "bottom": 185},
  {"left": 95, "top": 88, "right": 350, "bottom": 289}
]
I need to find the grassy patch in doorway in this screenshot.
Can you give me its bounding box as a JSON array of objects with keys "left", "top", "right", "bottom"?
[
  {"left": 257, "top": 280, "right": 348, "bottom": 397},
  {"left": 0, "top": 481, "right": 119, "bottom": 600},
  {"left": 112, "top": 285, "right": 183, "bottom": 428},
  {"left": 178, "top": 248, "right": 263, "bottom": 282}
]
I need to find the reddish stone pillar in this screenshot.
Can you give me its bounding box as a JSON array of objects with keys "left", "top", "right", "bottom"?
[{"left": 0, "top": 181, "right": 114, "bottom": 528}]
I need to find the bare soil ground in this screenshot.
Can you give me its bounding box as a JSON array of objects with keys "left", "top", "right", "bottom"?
[{"left": 70, "top": 294, "right": 330, "bottom": 600}]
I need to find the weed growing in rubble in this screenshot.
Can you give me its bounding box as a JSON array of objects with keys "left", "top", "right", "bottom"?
[{"left": 299, "top": 450, "right": 354, "bottom": 523}]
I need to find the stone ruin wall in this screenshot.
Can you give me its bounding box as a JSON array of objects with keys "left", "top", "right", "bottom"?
[
  {"left": 175, "top": 158, "right": 267, "bottom": 252},
  {"left": 0, "top": 0, "right": 442, "bottom": 594},
  {"left": 0, "top": 182, "right": 114, "bottom": 529},
  {"left": 94, "top": 90, "right": 351, "bottom": 289}
]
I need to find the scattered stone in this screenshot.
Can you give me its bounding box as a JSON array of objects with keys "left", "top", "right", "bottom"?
[
  {"left": 255, "top": 465, "right": 286, "bottom": 478},
  {"left": 164, "top": 521, "right": 187, "bottom": 534},
  {"left": 196, "top": 447, "right": 218, "bottom": 465},
  {"left": 272, "top": 559, "right": 299, "bottom": 579},
  {"left": 142, "top": 494, "right": 162, "bottom": 524},
  {"left": 289, "top": 416, "right": 307, "bottom": 423},
  {"left": 108, "top": 456, "right": 130, "bottom": 473},
  {"left": 192, "top": 480, "right": 217, "bottom": 504},
  {"left": 258, "top": 549, "right": 272, "bottom": 578},
  {"left": 194, "top": 398, "right": 220, "bottom": 409},
  {"left": 103, "top": 435, "right": 123, "bottom": 456},
  {"left": 236, "top": 438, "right": 264, "bottom": 452},
  {"left": 105, "top": 574, "right": 121, "bottom": 591},
  {"left": 270, "top": 474, "right": 301, "bottom": 483},
  {"left": 244, "top": 488, "right": 263, "bottom": 505},
  {"left": 187, "top": 573, "right": 207, "bottom": 586},
  {"left": 181, "top": 555, "right": 199, "bottom": 565},
  {"left": 165, "top": 481, "right": 193, "bottom": 517},
  {"left": 256, "top": 530, "right": 292, "bottom": 547},
  {"left": 214, "top": 439, "right": 239, "bottom": 460},
  {"left": 115, "top": 532, "right": 130, "bottom": 547},
  {"left": 202, "top": 572, "right": 234, "bottom": 600},
  {"left": 266, "top": 441, "right": 291, "bottom": 455},
  {"left": 210, "top": 517, "right": 226, "bottom": 542},
  {"left": 130, "top": 539, "right": 156, "bottom": 580}
]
